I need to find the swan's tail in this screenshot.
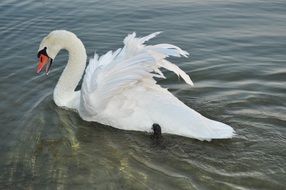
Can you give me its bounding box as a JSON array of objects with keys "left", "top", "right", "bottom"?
[
  {"left": 197, "top": 119, "right": 235, "bottom": 141},
  {"left": 161, "top": 106, "right": 235, "bottom": 141},
  {"left": 166, "top": 108, "right": 235, "bottom": 141},
  {"left": 142, "top": 90, "right": 235, "bottom": 141}
]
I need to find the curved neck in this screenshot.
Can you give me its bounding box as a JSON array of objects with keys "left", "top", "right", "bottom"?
[{"left": 53, "top": 32, "right": 87, "bottom": 109}]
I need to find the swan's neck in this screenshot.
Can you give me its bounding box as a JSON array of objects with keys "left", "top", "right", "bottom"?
[{"left": 53, "top": 33, "right": 87, "bottom": 109}]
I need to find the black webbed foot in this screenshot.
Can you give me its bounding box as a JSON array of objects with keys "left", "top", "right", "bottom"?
[
  {"left": 152, "top": 123, "right": 162, "bottom": 139},
  {"left": 151, "top": 123, "right": 165, "bottom": 147}
]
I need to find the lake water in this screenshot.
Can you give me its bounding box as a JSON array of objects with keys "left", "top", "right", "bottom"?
[{"left": 0, "top": 0, "right": 285, "bottom": 189}]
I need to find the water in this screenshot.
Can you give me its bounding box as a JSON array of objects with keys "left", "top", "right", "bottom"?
[{"left": 0, "top": 0, "right": 285, "bottom": 189}]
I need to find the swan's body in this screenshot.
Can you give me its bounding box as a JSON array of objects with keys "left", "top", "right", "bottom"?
[{"left": 37, "top": 30, "right": 234, "bottom": 141}]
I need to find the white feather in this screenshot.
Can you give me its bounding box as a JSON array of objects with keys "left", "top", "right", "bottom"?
[{"left": 79, "top": 32, "right": 234, "bottom": 140}]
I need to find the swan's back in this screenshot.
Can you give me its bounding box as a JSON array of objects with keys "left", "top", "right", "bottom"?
[
  {"left": 79, "top": 32, "right": 235, "bottom": 140},
  {"left": 105, "top": 84, "right": 234, "bottom": 141}
]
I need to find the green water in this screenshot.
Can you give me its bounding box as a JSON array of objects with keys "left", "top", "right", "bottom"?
[{"left": 0, "top": 0, "right": 285, "bottom": 189}]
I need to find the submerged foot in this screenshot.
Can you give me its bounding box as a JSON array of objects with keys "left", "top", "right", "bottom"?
[
  {"left": 152, "top": 123, "right": 162, "bottom": 139},
  {"left": 151, "top": 123, "right": 165, "bottom": 147}
]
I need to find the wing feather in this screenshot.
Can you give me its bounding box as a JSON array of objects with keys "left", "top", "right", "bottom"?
[{"left": 82, "top": 32, "right": 193, "bottom": 111}]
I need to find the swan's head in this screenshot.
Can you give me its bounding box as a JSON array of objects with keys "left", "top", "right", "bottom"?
[{"left": 37, "top": 31, "right": 64, "bottom": 74}]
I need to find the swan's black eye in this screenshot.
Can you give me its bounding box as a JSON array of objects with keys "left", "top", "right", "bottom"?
[{"left": 37, "top": 47, "right": 48, "bottom": 58}]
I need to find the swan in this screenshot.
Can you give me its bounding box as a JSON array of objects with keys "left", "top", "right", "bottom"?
[{"left": 36, "top": 30, "right": 235, "bottom": 141}]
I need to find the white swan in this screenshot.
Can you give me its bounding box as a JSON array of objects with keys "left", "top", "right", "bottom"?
[{"left": 36, "top": 30, "right": 234, "bottom": 141}]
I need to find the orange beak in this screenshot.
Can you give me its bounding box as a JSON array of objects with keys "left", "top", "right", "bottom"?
[{"left": 37, "top": 54, "right": 50, "bottom": 74}]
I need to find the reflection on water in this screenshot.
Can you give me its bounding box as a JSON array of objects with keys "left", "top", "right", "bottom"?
[{"left": 0, "top": 0, "right": 286, "bottom": 189}]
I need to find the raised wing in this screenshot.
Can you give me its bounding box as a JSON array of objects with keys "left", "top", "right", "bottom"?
[{"left": 81, "top": 32, "right": 193, "bottom": 113}]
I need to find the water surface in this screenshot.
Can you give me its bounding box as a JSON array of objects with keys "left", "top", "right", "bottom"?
[{"left": 0, "top": 0, "right": 285, "bottom": 189}]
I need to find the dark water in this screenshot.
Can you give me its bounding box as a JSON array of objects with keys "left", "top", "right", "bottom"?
[{"left": 0, "top": 0, "right": 285, "bottom": 189}]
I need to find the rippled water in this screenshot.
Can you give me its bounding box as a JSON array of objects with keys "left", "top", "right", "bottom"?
[{"left": 0, "top": 0, "right": 285, "bottom": 189}]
